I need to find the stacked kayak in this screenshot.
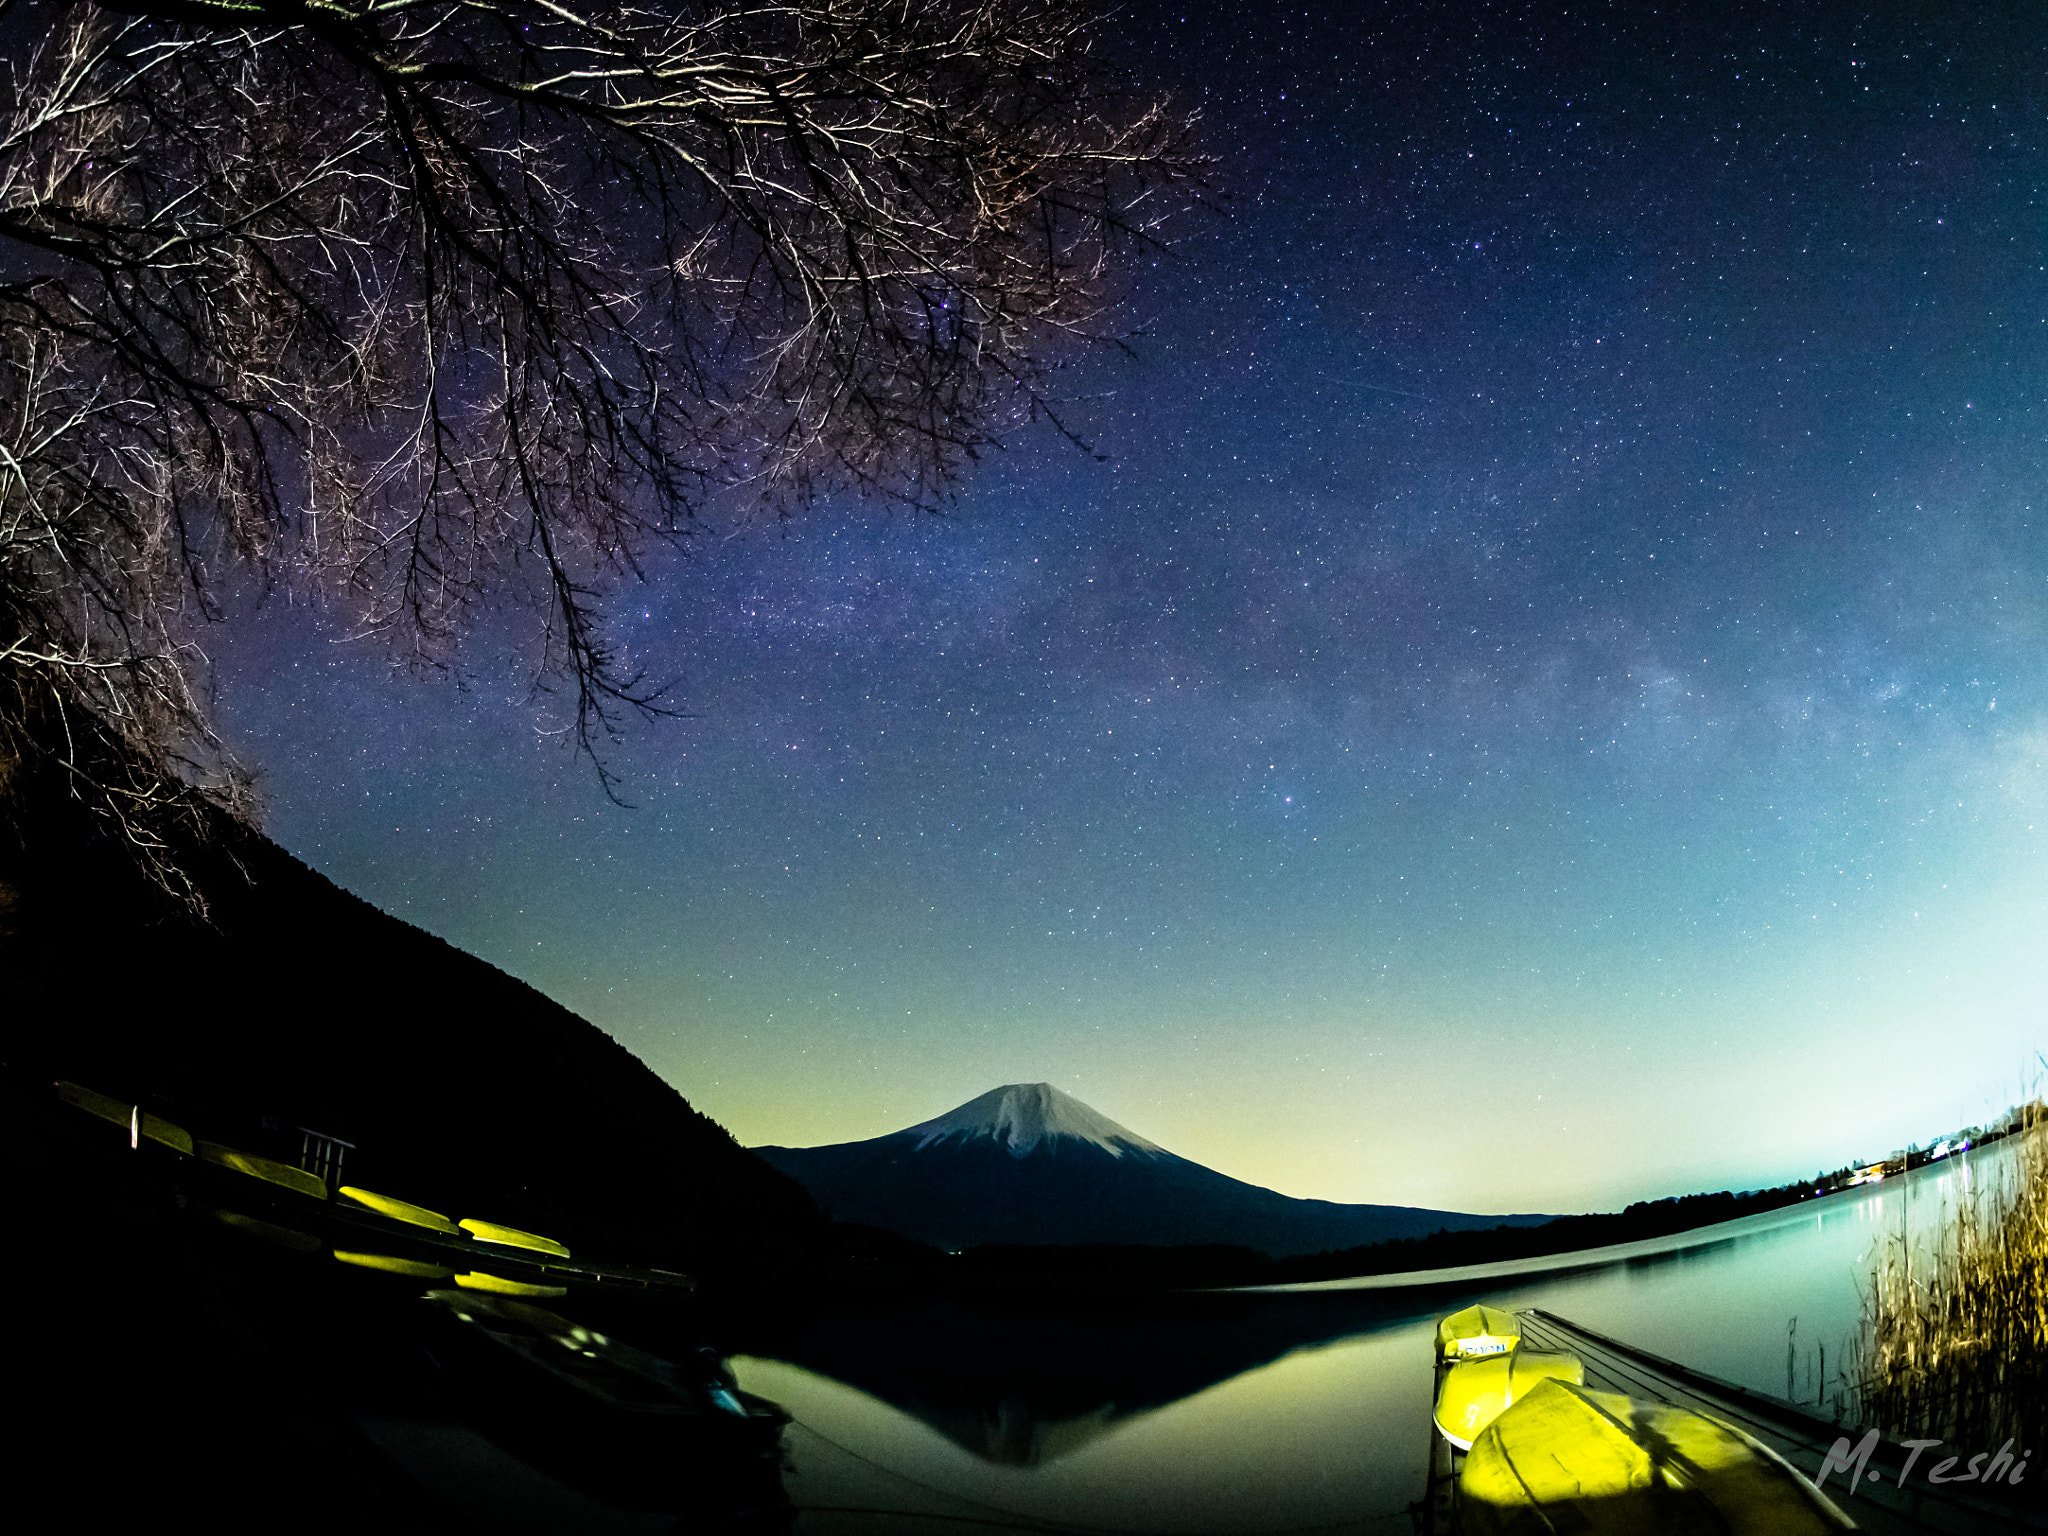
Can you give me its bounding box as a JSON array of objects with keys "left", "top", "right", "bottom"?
[{"left": 1460, "top": 1377, "right": 1854, "bottom": 1534}]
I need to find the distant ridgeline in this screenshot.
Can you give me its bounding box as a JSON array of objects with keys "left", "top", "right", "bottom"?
[
  {"left": 925, "top": 1181, "right": 1853, "bottom": 1290},
  {"left": 1256, "top": 1127, "right": 2036, "bottom": 1286},
  {"left": 761, "top": 1084, "right": 2011, "bottom": 1290},
  {"left": 0, "top": 801, "right": 823, "bottom": 1272},
  {"left": 1254, "top": 1181, "right": 1836, "bottom": 1285},
  {"left": 940, "top": 1149, "right": 2045, "bottom": 1289}
]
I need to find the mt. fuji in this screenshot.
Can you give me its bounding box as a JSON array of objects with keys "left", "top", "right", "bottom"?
[
  {"left": 902, "top": 1082, "right": 1163, "bottom": 1158},
  {"left": 754, "top": 1083, "right": 1553, "bottom": 1258}
]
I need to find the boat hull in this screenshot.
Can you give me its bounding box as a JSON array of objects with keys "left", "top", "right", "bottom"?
[
  {"left": 1436, "top": 1303, "right": 1520, "bottom": 1363},
  {"left": 1433, "top": 1348, "right": 1584, "bottom": 1451},
  {"left": 1460, "top": 1378, "right": 1853, "bottom": 1535}
]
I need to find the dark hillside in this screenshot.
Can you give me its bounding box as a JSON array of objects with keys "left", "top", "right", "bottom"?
[
  {"left": 0, "top": 791, "right": 822, "bottom": 1271},
  {"left": 757, "top": 1124, "right": 1554, "bottom": 1258}
]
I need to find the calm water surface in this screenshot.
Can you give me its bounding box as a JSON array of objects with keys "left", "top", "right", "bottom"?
[{"left": 733, "top": 1148, "right": 2007, "bottom": 1533}]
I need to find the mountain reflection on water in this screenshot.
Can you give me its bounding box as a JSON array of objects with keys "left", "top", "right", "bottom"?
[
  {"left": 742, "top": 1287, "right": 1442, "bottom": 1465},
  {"left": 728, "top": 1155, "right": 1995, "bottom": 1534}
]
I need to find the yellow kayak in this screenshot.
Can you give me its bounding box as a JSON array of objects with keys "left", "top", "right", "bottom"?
[
  {"left": 1461, "top": 1379, "right": 1854, "bottom": 1534},
  {"left": 454, "top": 1271, "right": 569, "bottom": 1298},
  {"left": 334, "top": 1251, "right": 455, "bottom": 1279},
  {"left": 1433, "top": 1349, "right": 1583, "bottom": 1450},
  {"left": 206, "top": 1207, "right": 323, "bottom": 1253},
  {"left": 339, "top": 1185, "right": 463, "bottom": 1236},
  {"left": 458, "top": 1218, "right": 571, "bottom": 1258},
  {"left": 56, "top": 1081, "right": 192, "bottom": 1154},
  {"left": 194, "top": 1140, "right": 328, "bottom": 1199},
  {"left": 1436, "top": 1303, "right": 1520, "bottom": 1363}
]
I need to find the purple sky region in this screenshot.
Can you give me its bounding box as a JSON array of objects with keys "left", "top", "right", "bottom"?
[{"left": 214, "top": 0, "right": 2048, "bottom": 1212}]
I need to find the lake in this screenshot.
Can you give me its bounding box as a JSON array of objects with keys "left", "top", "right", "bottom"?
[{"left": 733, "top": 1146, "right": 2003, "bottom": 1533}]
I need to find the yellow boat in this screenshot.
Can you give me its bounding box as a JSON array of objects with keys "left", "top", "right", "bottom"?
[
  {"left": 1433, "top": 1348, "right": 1583, "bottom": 1450},
  {"left": 1460, "top": 1378, "right": 1854, "bottom": 1534},
  {"left": 1436, "top": 1303, "right": 1520, "bottom": 1363}
]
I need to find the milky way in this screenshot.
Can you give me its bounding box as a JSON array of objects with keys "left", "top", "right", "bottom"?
[{"left": 216, "top": 0, "right": 2048, "bottom": 1212}]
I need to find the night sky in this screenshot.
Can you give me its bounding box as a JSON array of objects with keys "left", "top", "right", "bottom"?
[{"left": 214, "top": 0, "right": 2048, "bottom": 1214}]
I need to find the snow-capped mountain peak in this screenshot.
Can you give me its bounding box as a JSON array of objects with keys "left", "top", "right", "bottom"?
[{"left": 904, "top": 1082, "right": 1164, "bottom": 1159}]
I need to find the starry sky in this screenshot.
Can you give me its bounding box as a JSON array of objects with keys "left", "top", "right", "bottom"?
[{"left": 214, "top": 0, "right": 2048, "bottom": 1214}]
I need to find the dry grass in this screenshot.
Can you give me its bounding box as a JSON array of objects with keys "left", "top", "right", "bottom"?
[{"left": 1844, "top": 1112, "right": 2048, "bottom": 1449}]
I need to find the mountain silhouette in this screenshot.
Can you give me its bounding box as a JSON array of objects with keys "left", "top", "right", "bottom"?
[
  {"left": 755, "top": 1083, "right": 1551, "bottom": 1259},
  {"left": 1, "top": 814, "right": 823, "bottom": 1271}
]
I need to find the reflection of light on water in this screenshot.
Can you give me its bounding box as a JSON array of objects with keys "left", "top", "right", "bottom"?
[
  {"left": 733, "top": 1339, "right": 1424, "bottom": 1534},
  {"left": 733, "top": 1144, "right": 2024, "bottom": 1534}
]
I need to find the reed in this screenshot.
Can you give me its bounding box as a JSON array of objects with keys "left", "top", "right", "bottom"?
[{"left": 1843, "top": 1112, "right": 2048, "bottom": 1450}]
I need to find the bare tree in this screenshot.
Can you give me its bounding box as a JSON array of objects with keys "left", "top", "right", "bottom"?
[{"left": 0, "top": 0, "right": 1204, "bottom": 902}]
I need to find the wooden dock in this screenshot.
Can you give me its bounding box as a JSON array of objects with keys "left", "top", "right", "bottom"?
[{"left": 1419, "top": 1309, "right": 2047, "bottom": 1534}]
